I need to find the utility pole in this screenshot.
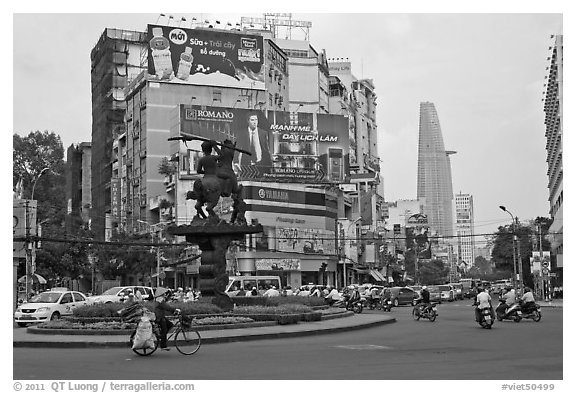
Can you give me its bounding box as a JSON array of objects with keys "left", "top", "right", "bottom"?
[{"left": 515, "top": 216, "right": 524, "bottom": 293}]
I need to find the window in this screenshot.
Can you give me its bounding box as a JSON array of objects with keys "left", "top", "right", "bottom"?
[
  {"left": 60, "top": 293, "right": 73, "bottom": 304},
  {"left": 72, "top": 292, "right": 86, "bottom": 302}
]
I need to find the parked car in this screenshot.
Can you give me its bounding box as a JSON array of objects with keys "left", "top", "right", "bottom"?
[
  {"left": 449, "top": 283, "right": 464, "bottom": 300},
  {"left": 14, "top": 289, "right": 89, "bottom": 327},
  {"left": 439, "top": 284, "right": 455, "bottom": 302},
  {"left": 389, "top": 286, "right": 418, "bottom": 307},
  {"left": 89, "top": 286, "right": 154, "bottom": 303}
]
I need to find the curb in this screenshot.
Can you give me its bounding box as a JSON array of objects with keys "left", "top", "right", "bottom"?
[{"left": 14, "top": 315, "right": 395, "bottom": 349}]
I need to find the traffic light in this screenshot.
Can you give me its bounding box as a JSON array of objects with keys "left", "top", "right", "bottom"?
[
  {"left": 319, "top": 262, "right": 327, "bottom": 272},
  {"left": 393, "top": 224, "right": 401, "bottom": 235}
]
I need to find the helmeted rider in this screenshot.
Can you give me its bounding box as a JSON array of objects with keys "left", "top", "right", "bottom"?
[
  {"left": 417, "top": 286, "right": 432, "bottom": 313},
  {"left": 345, "top": 285, "right": 361, "bottom": 309},
  {"left": 520, "top": 287, "right": 536, "bottom": 314}
]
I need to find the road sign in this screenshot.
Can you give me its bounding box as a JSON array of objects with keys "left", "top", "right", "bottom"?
[
  {"left": 159, "top": 271, "right": 166, "bottom": 279},
  {"left": 542, "top": 267, "right": 549, "bottom": 275},
  {"left": 542, "top": 260, "right": 550, "bottom": 268}
]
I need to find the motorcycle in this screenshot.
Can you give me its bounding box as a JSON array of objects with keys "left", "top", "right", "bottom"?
[
  {"left": 496, "top": 299, "right": 522, "bottom": 322},
  {"left": 345, "top": 297, "right": 364, "bottom": 314},
  {"left": 379, "top": 298, "right": 393, "bottom": 312},
  {"left": 365, "top": 296, "right": 379, "bottom": 310},
  {"left": 509, "top": 301, "right": 542, "bottom": 322},
  {"left": 474, "top": 302, "right": 494, "bottom": 329},
  {"left": 412, "top": 303, "right": 437, "bottom": 322}
]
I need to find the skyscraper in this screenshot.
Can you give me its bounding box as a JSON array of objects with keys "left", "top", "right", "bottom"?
[
  {"left": 417, "top": 101, "right": 455, "bottom": 238},
  {"left": 543, "top": 34, "right": 563, "bottom": 271},
  {"left": 455, "top": 193, "right": 475, "bottom": 269}
]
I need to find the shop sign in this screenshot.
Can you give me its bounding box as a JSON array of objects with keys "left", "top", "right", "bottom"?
[{"left": 255, "top": 258, "right": 300, "bottom": 271}]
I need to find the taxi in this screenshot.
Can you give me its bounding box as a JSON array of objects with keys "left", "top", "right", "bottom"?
[{"left": 14, "top": 289, "right": 89, "bottom": 327}]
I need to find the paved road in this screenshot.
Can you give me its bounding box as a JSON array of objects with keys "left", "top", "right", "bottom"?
[{"left": 13, "top": 301, "right": 562, "bottom": 380}]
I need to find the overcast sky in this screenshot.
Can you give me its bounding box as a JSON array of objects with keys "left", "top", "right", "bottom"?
[{"left": 10, "top": 8, "right": 564, "bottom": 238}]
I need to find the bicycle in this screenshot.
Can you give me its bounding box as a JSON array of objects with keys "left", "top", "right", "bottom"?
[{"left": 129, "top": 313, "right": 201, "bottom": 356}]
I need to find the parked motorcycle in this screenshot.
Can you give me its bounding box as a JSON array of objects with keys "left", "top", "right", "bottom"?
[
  {"left": 496, "top": 299, "right": 522, "bottom": 322},
  {"left": 412, "top": 303, "right": 437, "bottom": 322}
]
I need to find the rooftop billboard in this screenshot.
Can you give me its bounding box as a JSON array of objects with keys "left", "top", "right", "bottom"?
[
  {"left": 177, "top": 106, "right": 350, "bottom": 183},
  {"left": 147, "top": 24, "right": 265, "bottom": 90}
]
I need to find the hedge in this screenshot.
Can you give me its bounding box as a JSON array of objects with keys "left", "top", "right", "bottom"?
[
  {"left": 73, "top": 300, "right": 222, "bottom": 318},
  {"left": 231, "top": 296, "right": 326, "bottom": 307}
]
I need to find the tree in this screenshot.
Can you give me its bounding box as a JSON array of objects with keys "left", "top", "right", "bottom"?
[
  {"left": 491, "top": 217, "right": 553, "bottom": 287},
  {"left": 418, "top": 259, "right": 449, "bottom": 285},
  {"left": 13, "top": 131, "right": 67, "bottom": 227},
  {"left": 93, "top": 232, "right": 157, "bottom": 280},
  {"left": 474, "top": 256, "right": 492, "bottom": 275}
]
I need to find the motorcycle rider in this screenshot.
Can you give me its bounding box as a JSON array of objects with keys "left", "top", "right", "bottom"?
[
  {"left": 475, "top": 286, "right": 495, "bottom": 322},
  {"left": 417, "top": 286, "right": 432, "bottom": 313},
  {"left": 344, "top": 285, "right": 361, "bottom": 309},
  {"left": 497, "top": 286, "right": 517, "bottom": 317},
  {"left": 520, "top": 287, "right": 536, "bottom": 314}
]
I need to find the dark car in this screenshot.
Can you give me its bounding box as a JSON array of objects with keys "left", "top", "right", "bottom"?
[
  {"left": 389, "top": 286, "right": 418, "bottom": 307},
  {"left": 427, "top": 285, "right": 443, "bottom": 303}
]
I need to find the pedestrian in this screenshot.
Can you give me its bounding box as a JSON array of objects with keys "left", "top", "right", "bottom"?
[{"left": 263, "top": 286, "right": 280, "bottom": 297}]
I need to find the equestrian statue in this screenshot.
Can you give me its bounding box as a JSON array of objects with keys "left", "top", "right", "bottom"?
[{"left": 168, "top": 133, "right": 248, "bottom": 224}]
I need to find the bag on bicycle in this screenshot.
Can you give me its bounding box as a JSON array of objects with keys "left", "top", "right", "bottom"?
[{"left": 132, "top": 316, "right": 156, "bottom": 350}]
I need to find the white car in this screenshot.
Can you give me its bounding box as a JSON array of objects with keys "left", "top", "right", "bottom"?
[
  {"left": 439, "top": 284, "right": 455, "bottom": 302},
  {"left": 89, "top": 286, "right": 154, "bottom": 304},
  {"left": 14, "top": 290, "right": 89, "bottom": 327}
]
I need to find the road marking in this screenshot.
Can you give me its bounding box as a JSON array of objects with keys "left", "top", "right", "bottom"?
[{"left": 334, "top": 344, "right": 394, "bottom": 350}]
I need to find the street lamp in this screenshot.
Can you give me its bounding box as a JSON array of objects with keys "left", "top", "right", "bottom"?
[
  {"left": 31, "top": 167, "right": 50, "bottom": 200},
  {"left": 499, "top": 205, "right": 523, "bottom": 292}
]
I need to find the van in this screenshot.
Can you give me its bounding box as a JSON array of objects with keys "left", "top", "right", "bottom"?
[{"left": 225, "top": 276, "right": 282, "bottom": 296}]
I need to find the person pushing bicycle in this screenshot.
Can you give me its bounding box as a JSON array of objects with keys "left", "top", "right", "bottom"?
[{"left": 150, "top": 289, "right": 181, "bottom": 351}]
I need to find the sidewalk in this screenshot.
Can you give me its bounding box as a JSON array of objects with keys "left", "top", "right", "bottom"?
[
  {"left": 13, "top": 312, "right": 396, "bottom": 349},
  {"left": 538, "top": 299, "right": 563, "bottom": 308}
]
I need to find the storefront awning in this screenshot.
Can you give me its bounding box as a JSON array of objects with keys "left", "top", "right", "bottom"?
[{"left": 369, "top": 270, "right": 387, "bottom": 282}]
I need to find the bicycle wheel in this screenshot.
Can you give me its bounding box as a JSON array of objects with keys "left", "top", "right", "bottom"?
[
  {"left": 130, "top": 331, "right": 158, "bottom": 356},
  {"left": 174, "top": 328, "right": 201, "bottom": 355}
]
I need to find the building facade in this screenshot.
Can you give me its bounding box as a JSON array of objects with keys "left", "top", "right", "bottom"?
[
  {"left": 90, "top": 28, "right": 148, "bottom": 240},
  {"left": 416, "top": 101, "right": 455, "bottom": 238},
  {"left": 90, "top": 16, "right": 382, "bottom": 289},
  {"left": 543, "top": 34, "right": 563, "bottom": 273},
  {"left": 455, "top": 192, "right": 475, "bottom": 270},
  {"left": 65, "top": 142, "right": 92, "bottom": 231}
]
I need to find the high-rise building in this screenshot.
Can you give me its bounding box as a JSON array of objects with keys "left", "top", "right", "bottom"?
[
  {"left": 543, "top": 34, "right": 563, "bottom": 271},
  {"left": 417, "top": 101, "right": 455, "bottom": 238},
  {"left": 90, "top": 28, "right": 147, "bottom": 239},
  {"left": 455, "top": 192, "right": 475, "bottom": 270},
  {"left": 65, "top": 142, "right": 92, "bottom": 231}
]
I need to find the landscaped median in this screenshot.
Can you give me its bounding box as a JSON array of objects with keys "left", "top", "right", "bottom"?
[{"left": 28, "top": 296, "right": 352, "bottom": 335}]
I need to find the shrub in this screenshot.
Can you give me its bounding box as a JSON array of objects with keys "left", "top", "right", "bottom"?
[
  {"left": 194, "top": 316, "right": 254, "bottom": 325},
  {"left": 73, "top": 302, "right": 125, "bottom": 317},
  {"left": 232, "top": 304, "right": 312, "bottom": 315},
  {"left": 73, "top": 300, "right": 223, "bottom": 318},
  {"left": 231, "top": 296, "right": 325, "bottom": 307}
]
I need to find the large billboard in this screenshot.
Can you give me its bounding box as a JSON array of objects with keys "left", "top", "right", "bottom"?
[
  {"left": 147, "top": 24, "right": 265, "bottom": 90},
  {"left": 177, "top": 106, "right": 350, "bottom": 183},
  {"left": 405, "top": 213, "right": 432, "bottom": 260}
]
